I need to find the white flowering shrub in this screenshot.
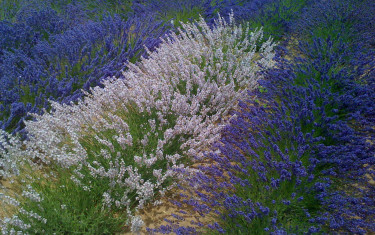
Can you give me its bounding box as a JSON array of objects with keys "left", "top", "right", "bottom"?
[{"left": 0, "top": 13, "right": 276, "bottom": 233}]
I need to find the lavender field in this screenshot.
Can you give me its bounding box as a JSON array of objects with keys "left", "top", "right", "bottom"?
[{"left": 0, "top": 0, "right": 374, "bottom": 234}]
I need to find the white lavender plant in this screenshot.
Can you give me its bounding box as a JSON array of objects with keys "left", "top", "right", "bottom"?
[{"left": 0, "top": 12, "right": 276, "bottom": 233}]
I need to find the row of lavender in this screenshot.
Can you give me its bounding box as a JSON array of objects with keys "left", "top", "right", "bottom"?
[
  {"left": 0, "top": 0, "right": 159, "bottom": 134},
  {"left": 0, "top": 0, "right": 283, "bottom": 233},
  {"left": 153, "top": 0, "right": 375, "bottom": 234},
  {"left": 1, "top": 0, "right": 374, "bottom": 234},
  {"left": 0, "top": 0, "right": 280, "bottom": 135},
  {"left": 0, "top": 0, "right": 183, "bottom": 134}
]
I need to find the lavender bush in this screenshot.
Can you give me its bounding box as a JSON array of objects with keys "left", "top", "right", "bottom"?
[{"left": 0, "top": 13, "right": 276, "bottom": 233}]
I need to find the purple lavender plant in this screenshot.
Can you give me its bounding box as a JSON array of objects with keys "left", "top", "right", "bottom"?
[
  {"left": 0, "top": 6, "right": 169, "bottom": 135},
  {"left": 155, "top": 32, "right": 375, "bottom": 235}
]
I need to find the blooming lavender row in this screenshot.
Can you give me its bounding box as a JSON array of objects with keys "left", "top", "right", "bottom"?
[
  {"left": 0, "top": 2, "right": 170, "bottom": 136},
  {"left": 1, "top": 0, "right": 291, "bottom": 135},
  {"left": 0, "top": 0, "right": 315, "bottom": 138},
  {"left": 0, "top": 13, "right": 276, "bottom": 233},
  {"left": 0, "top": 0, "right": 253, "bottom": 136},
  {"left": 150, "top": 0, "right": 375, "bottom": 234}
]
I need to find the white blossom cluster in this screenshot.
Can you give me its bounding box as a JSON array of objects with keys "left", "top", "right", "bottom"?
[
  {"left": 0, "top": 13, "right": 276, "bottom": 232},
  {"left": 0, "top": 130, "right": 22, "bottom": 179}
]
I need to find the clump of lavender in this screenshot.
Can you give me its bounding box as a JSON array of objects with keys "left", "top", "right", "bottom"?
[
  {"left": 154, "top": 38, "right": 375, "bottom": 233},
  {"left": 0, "top": 13, "right": 276, "bottom": 233}
]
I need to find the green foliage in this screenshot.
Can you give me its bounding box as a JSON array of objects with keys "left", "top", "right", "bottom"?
[{"left": 6, "top": 165, "right": 126, "bottom": 234}]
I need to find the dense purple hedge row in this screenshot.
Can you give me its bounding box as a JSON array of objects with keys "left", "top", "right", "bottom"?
[{"left": 0, "top": 3, "right": 173, "bottom": 135}]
